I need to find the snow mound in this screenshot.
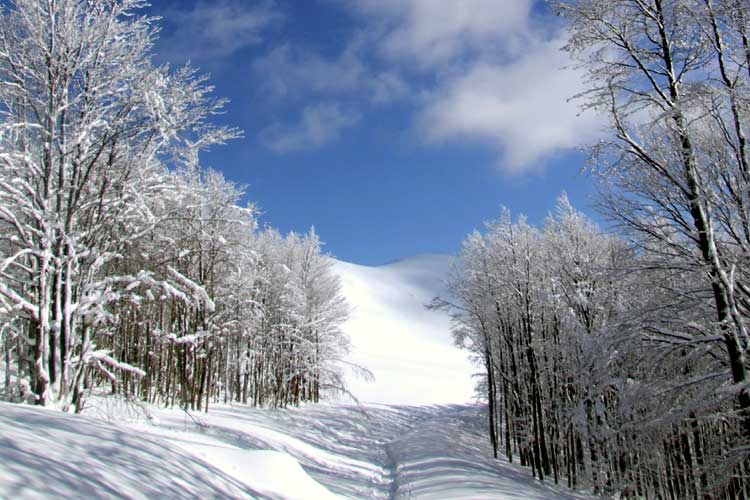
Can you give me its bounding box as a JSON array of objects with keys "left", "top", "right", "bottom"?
[
  {"left": 0, "top": 403, "right": 260, "bottom": 499},
  {"left": 189, "top": 448, "right": 340, "bottom": 500},
  {"left": 333, "top": 254, "right": 476, "bottom": 405}
]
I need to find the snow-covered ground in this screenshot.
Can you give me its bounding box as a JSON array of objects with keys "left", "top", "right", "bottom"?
[
  {"left": 0, "top": 400, "right": 589, "bottom": 500},
  {"left": 0, "top": 255, "right": 591, "bottom": 499}
]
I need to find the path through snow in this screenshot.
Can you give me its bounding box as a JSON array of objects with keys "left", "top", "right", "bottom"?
[
  {"left": 147, "top": 401, "right": 590, "bottom": 499},
  {"left": 0, "top": 399, "right": 590, "bottom": 499}
]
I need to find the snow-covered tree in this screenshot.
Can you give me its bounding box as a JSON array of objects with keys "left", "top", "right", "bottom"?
[
  {"left": 0, "top": 0, "right": 238, "bottom": 408},
  {"left": 558, "top": 0, "right": 750, "bottom": 435},
  {"left": 449, "top": 196, "right": 750, "bottom": 495},
  {"left": 554, "top": 0, "right": 750, "bottom": 495},
  {"left": 443, "top": 198, "right": 644, "bottom": 495},
  {"left": 242, "top": 228, "right": 351, "bottom": 408}
]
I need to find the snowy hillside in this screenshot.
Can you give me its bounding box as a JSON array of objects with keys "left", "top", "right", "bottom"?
[{"left": 333, "top": 255, "right": 476, "bottom": 405}]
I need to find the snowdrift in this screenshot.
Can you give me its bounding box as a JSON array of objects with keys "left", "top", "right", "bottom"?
[{"left": 0, "top": 403, "right": 259, "bottom": 499}]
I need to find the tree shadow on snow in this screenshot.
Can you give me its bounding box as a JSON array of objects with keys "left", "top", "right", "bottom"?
[{"left": 0, "top": 404, "right": 273, "bottom": 499}]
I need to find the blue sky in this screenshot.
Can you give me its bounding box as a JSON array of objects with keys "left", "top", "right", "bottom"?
[{"left": 146, "top": 0, "right": 605, "bottom": 266}]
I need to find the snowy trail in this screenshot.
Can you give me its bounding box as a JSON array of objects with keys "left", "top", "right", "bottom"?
[
  {"left": 108, "top": 404, "right": 582, "bottom": 500},
  {"left": 126, "top": 400, "right": 592, "bottom": 500},
  {"left": 136, "top": 402, "right": 449, "bottom": 499},
  {"left": 0, "top": 400, "right": 591, "bottom": 499}
]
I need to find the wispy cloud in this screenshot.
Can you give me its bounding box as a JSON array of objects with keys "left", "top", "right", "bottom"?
[
  {"left": 417, "top": 39, "right": 604, "bottom": 172},
  {"left": 259, "top": 104, "right": 361, "bottom": 153},
  {"left": 253, "top": 34, "right": 406, "bottom": 152},
  {"left": 339, "top": 0, "right": 533, "bottom": 67},
  {"left": 327, "top": 0, "right": 603, "bottom": 171},
  {"left": 254, "top": 38, "right": 408, "bottom": 104},
  {"left": 255, "top": 43, "right": 365, "bottom": 97},
  {"left": 157, "top": 0, "right": 281, "bottom": 64}
]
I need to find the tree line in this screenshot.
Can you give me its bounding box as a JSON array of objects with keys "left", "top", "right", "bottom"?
[
  {"left": 0, "top": 0, "right": 351, "bottom": 413},
  {"left": 443, "top": 0, "right": 750, "bottom": 498}
]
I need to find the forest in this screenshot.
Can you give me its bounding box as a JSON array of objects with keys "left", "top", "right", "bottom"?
[
  {"left": 0, "top": 0, "right": 352, "bottom": 414},
  {"left": 440, "top": 0, "right": 750, "bottom": 498}
]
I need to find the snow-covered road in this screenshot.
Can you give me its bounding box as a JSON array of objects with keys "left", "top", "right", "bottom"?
[{"left": 144, "top": 400, "right": 590, "bottom": 499}]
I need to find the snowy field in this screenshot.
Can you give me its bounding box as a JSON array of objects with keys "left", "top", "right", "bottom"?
[{"left": 0, "top": 255, "right": 591, "bottom": 499}]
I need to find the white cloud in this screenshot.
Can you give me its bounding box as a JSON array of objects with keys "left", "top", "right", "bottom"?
[
  {"left": 341, "top": 0, "right": 533, "bottom": 67},
  {"left": 417, "top": 40, "right": 605, "bottom": 172},
  {"left": 159, "top": 1, "right": 281, "bottom": 62},
  {"left": 254, "top": 1, "right": 600, "bottom": 171},
  {"left": 254, "top": 40, "right": 408, "bottom": 104},
  {"left": 259, "top": 104, "right": 361, "bottom": 153}
]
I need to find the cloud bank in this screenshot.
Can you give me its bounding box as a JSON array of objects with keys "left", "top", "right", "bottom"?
[{"left": 418, "top": 39, "right": 602, "bottom": 171}]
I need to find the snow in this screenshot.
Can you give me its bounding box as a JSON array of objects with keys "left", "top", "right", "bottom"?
[
  {"left": 0, "top": 254, "right": 592, "bottom": 500},
  {"left": 333, "top": 254, "right": 476, "bottom": 405},
  {"left": 0, "top": 400, "right": 591, "bottom": 500},
  {"left": 188, "top": 448, "right": 340, "bottom": 500},
  {"left": 0, "top": 403, "right": 258, "bottom": 499}
]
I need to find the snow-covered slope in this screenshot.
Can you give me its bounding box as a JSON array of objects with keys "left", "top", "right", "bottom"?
[{"left": 333, "top": 254, "right": 476, "bottom": 405}]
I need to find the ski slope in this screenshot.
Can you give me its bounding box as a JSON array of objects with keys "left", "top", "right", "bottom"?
[
  {"left": 334, "top": 254, "right": 476, "bottom": 405},
  {"left": 0, "top": 254, "right": 592, "bottom": 499}
]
